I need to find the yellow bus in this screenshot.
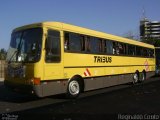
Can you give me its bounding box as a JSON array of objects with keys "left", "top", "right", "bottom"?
[{"left": 5, "top": 22, "right": 155, "bottom": 98}]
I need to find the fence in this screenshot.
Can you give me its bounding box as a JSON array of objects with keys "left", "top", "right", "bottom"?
[{"left": 0, "top": 60, "right": 6, "bottom": 78}]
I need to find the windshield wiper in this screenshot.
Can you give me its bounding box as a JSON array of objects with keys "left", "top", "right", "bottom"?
[
  {"left": 8, "top": 38, "right": 23, "bottom": 64},
  {"left": 8, "top": 50, "right": 18, "bottom": 64}
]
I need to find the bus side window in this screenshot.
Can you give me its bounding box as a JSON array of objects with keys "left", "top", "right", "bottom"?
[
  {"left": 143, "top": 48, "right": 148, "bottom": 56},
  {"left": 98, "top": 39, "right": 103, "bottom": 53},
  {"left": 119, "top": 43, "right": 126, "bottom": 55},
  {"left": 64, "top": 32, "right": 69, "bottom": 50},
  {"left": 86, "top": 36, "right": 90, "bottom": 52},
  {"left": 68, "top": 33, "right": 81, "bottom": 52},
  {"left": 150, "top": 49, "right": 154, "bottom": 57},
  {"left": 45, "top": 30, "right": 61, "bottom": 63},
  {"left": 113, "top": 42, "right": 120, "bottom": 55},
  {"left": 80, "top": 35, "right": 85, "bottom": 51},
  {"left": 106, "top": 40, "right": 113, "bottom": 54},
  {"left": 90, "top": 37, "right": 99, "bottom": 53},
  {"left": 128, "top": 45, "right": 135, "bottom": 56},
  {"left": 136, "top": 46, "right": 141, "bottom": 56}
]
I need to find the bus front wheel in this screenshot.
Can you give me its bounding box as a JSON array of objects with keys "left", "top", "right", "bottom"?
[{"left": 66, "top": 79, "right": 81, "bottom": 98}]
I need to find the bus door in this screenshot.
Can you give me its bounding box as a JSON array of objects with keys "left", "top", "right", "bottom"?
[{"left": 44, "top": 29, "right": 63, "bottom": 80}]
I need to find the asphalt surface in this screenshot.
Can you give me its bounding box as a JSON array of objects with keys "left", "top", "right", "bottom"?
[{"left": 0, "top": 77, "right": 160, "bottom": 120}]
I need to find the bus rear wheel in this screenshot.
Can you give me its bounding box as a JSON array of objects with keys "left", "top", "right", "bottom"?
[{"left": 66, "top": 79, "right": 81, "bottom": 98}]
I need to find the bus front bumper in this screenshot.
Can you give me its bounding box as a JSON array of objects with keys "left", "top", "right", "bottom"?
[{"left": 4, "top": 80, "right": 43, "bottom": 97}]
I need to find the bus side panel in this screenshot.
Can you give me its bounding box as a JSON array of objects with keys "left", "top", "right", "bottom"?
[
  {"left": 146, "top": 71, "right": 155, "bottom": 79},
  {"left": 32, "top": 71, "right": 155, "bottom": 97},
  {"left": 33, "top": 80, "right": 68, "bottom": 97},
  {"left": 83, "top": 71, "right": 155, "bottom": 92},
  {"left": 84, "top": 74, "right": 132, "bottom": 91}
]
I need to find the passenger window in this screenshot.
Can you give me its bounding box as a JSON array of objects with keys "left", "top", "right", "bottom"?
[
  {"left": 45, "top": 30, "right": 61, "bottom": 62},
  {"left": 90, "top": 37, "right": 99, "bottom": 53},
  {"left": 142, "top": 48, "right": 148, "bottom": 56},
  {"left": 128, "top": 45, "right": 135, "bottom": 56},
  {"left": 69, "top": 33, "right": 81, "bottom": 51},
  {"left": 80, "top": 35, "right": 85, "bottom": 51},
  {"left": 148, "top": 49, "right": 154, "bottom": 57},
  {"left": 64, "top": 32, "right": 81, "bottom": 52},
  {"left": 98, "top": 39, "right": 106, "bottom": 53},
  {"left": 85, "top": 36, "right": 91, "bottom": 52},
  {"left": 118, "top": 43, "right": 126, "bottom": 55},
  {"left": 106, "top": 40, "right": 113, "bottom": 54},
  {"left": 64, "top": 32, "right": 69, "bottom": 50},
  {"left": 136, "top": 46, "right": 142, "bottom": 56},
  {"left": 113, "top": 42, "right": 120, "bottom": 55}
]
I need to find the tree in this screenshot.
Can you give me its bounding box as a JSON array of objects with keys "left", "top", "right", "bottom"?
[
  {"left": 0, "top": 48, "right": 7, "bottom": 60},
  {"left": 122, "top": 30, "right": 140, "bottom": 41},
  {"left": 141, "top": 38, "right": 160, "bottom": 47}
]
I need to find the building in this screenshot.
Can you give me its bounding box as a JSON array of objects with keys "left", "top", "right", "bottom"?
[{"left": 140, "top": 19, "right": 160, "bottom": 41}]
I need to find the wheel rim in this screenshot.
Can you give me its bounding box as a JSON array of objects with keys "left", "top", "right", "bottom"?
[
  {"left": 68, "top": 80, "right": 80, "bottom": 95},
  {"left": 133, "top": 73, "right": 138, "bottom": 83}
]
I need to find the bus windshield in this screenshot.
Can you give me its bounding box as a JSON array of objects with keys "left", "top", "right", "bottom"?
[{"left": 7, "top": 28, "right": 43, "bottom": 63}]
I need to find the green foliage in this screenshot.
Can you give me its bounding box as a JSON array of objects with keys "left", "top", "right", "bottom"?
[
  {"left": 0, "top": 48, "right": 7, "bottom": 60},
  {"left": 141, "top": 38, "right": 160, "bottom": 47}
]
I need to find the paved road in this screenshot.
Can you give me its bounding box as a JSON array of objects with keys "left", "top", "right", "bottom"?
[{"left": 0, "top": 77, "right": 160, "bottom": 120}]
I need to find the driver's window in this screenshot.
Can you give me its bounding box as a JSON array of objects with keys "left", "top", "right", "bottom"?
[{"left": 45, "top": 30, "right": 61, "bottom": 63}]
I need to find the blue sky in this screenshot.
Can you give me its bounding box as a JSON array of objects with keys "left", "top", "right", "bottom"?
[{"left": 0, "top": 0, "right": 160, "bottom": 49}]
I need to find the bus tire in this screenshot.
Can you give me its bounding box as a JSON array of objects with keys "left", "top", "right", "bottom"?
[
  {"left": 133, "top": 71, "right": 139, "bottom": 84},
  {"left": 66, "top": 78, "right": 81, "bottom": 99},
  {"left": 140, "top": 70, "right": 146, "bottom": 82}
]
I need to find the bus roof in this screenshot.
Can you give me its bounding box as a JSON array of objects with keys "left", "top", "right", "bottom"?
[{"left": 13, "top": 21, "right": 154, "bottom": 49}]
